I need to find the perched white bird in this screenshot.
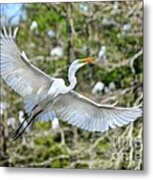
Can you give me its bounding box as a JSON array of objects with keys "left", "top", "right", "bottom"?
[
  {"left": 30, "top": 21, "right": 38, "bottom": 31},
  {"left": 111, "top": 2, "right": 119, "bottom": 15},
  {"left": 97, "top": 46, "right": 107, "bottom": 64},
  {"left": 122, "top": 23, "right": 131, "bottom": 33},
  {"left": 102, "top": 18, "right": 117, "bottom": 27},
  {"left": 79, "top": 3, "right": 89, "bottom": 13},
  {"left": 0, "top": 101, "right": 9, "bottom": 115},
  {"left": 7, "top": 117, "right": 16, "bottom": 129},
  {"left": 0, "top": 27, "right": 142, "bottom": 140},
  {"left": 108, "top": 82, "right": 116, "bottom": 91},
  {"left": 47, "top": 29, "right": 55, "bottom": 38},
  {"left": 50, "top": 46, "right": 63, "bottom": 58},
  {"left": 92, "top": 81, "right": 105, "bottom": 94},
  {"left": 1, "top": 87, "right": 7, "bottom": 97},
  {"left": 52, "top": 117, "right": 60, "bottom": 129}
]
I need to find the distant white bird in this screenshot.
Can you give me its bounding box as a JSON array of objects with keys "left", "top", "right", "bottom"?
[
  {"left": 1, "top": 87, "right": 7, "bottom": 97},
  {"left": 47, "top": 29, "right": 55, "bottom": 38},
  {"left": 111, "top": 2, "right": 119, "bottom": 15},
  {"left": 79, "top": 3, "right": 89, "bottom": 12},
  {"left": 102, "top": 17, "right": 117, "bottom": 27},
  {"left": 50, "top": 46, "right": 63, "bottom": 58},
  {"left": 7, "top": 117, "right": 16, "bottom": 129},
  {"left": 122, "top": 23, "right": 131, "bottom": 32},
  {"left": 97, "top": 46, "right": 107, "bottom": 64},
  {"left": 92, "top": 81, "right": 105, "bottom": 94},
  {"left": 108, "top": 82, "right": 116, "bottom": 91},
  {"left": 0, "top": 27, "right": 142, "bottom": 140},
  {"left": 52, "top": 117, "right": 60, "bottom": 129},
  {"left": 30, "top": 21, "right": 38, "bottom": 31},
  {"left": 0, "top": 101, "right": 9, "bottom": 115}
]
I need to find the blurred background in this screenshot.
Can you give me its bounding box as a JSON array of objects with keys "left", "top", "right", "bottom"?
[{"left": 0, "top": 1, "right": 143, "bottom": 169}]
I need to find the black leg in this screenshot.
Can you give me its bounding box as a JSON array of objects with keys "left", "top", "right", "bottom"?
[{"left": 12, "top": 109, "right": 43, "bottom": 140}]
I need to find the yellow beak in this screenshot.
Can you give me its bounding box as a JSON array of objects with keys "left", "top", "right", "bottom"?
[{"left": 80, "top": 57, "right": 95, "bottom": 64}]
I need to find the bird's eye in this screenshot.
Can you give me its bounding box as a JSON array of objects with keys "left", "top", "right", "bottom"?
[{"left": 89, "top": 64, "right": 94, "bottom": 68}]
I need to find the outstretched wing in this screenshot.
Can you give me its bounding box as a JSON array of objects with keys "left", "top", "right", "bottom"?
[
  {"left": 53, "top": 91, "right": 142, "bottom": 132},
  {"left": 0, "top": 27, "right": 54, "bottom": 98}
]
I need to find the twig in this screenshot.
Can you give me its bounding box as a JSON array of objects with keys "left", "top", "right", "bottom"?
[{"left": 130, "top": 49, "right": 143, "bottom": 74}]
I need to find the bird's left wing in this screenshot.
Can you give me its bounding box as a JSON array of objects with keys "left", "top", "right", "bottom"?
[
  {"left": 0, "top": 27, "right": 54, "bottom": 98},
  {"left": 53, "top": 91, "right": 142, "bottom": 132}
]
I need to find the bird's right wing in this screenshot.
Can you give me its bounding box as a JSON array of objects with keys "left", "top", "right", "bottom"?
[
  {"left": 53, "top": 91, "right": 142, "bottom": 132},
  {"left": 0, "top": 27, "right": 54, "bottom": 98}
]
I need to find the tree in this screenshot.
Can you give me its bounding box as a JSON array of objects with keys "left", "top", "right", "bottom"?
[{"left": 0, "top": 1, "right": 143, "bottom": 169}]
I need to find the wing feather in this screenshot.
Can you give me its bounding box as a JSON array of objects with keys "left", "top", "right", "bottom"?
[
  {"left": 53, "top": 91, "right": 142, "bottom": 132},
  {"left": 0, "top": 27, "right": 54, "bottom": 98}
]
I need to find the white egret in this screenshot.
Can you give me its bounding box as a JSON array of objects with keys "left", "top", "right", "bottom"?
[
  {"left": 0, "top": 27, "right": 142, "bottom": 140},
  {"left": 7, "top": 117, "right": 16, "bottom": 129},
  {"left": 97, "top": 45, "right": 107, "bottom": 64},
  {"left": 52, "top": 117, "right": 60, "bottom": 129},
  {"left": 0, "top": 101, "right": 9, "bottom": 115},
  {"left": 47, "top": 29, "right": 55, "bottom": 38},
  {"left": 92, "top": 81, "right": 105, "bottom": 94},
  {"left": 50, "top": 45, "right": 63, "bottom": 58},
  {"left": 108, "top": 81, "right": 116, "bottom": 91},
  {"left": 122, "top": 23, "right": 131, "bottom": 33},
  {"left": 30, "top": 21, "right": 38, "bottom": 31}
]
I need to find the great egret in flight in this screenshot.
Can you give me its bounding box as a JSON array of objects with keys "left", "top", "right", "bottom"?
[{"left": 0, "top": 27, "right": 142, "bottom": 140}]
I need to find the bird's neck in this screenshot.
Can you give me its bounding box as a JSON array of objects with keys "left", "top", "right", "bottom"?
[
  {"left": 68, "top": 74, "right": 77, "bottom": 90},
  {"left": 63, "top": 66, "right": 77, "bottom": 93}
]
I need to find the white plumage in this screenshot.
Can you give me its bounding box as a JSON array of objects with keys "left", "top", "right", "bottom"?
[
  {"left": 0, "top": 101, "right": 9, "bottom": 115},
  {"left": 52, "top": 117, "right": 60, "bottom": 129},
  {"left": 7, "top": 117, "right": 16, "bottom": 129},
  {"left": 0, "top": 27, "right": 142, "bottom": 139},
  {"left": 30, "top": 21, "right": 38, "bottom": 31},
  {"left": 92, "top": 81, "right": 105, "bottom": 94},
  {"left": 47, "top": 29, "right": 55, "bottom": 38},
  {"left": 108, "top": 82, "right": 116, "bottom": 91},
  {"left": 50, "top": 46, "right": 63, "bottom": 58},
  {"left": 97, "top": 45, "right": 107, "bottom": 64}
]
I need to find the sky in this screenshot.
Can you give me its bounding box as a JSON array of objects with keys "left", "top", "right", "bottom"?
[
  {"left": 1, "top": 3, "right": 26, "bottom": 25},
  {"left": 0, "top": 2, "right": 89, "bottom": 25}
]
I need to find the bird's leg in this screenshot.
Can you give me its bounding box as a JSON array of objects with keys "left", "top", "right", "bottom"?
[
  {"left": 13, "top": 114, "right": 36, "bottom": 140},
  {"left": 12, "top": 110, "right": 31, "bottom": 136},
  {"left": 13, "top": 97, "right": 56, "bottom": 140},
  {"left": 12, "top": 114, "right": 30, "bottom": 140},
  {"left": 13, "top": 107, "right": 43, "bottom": 140}
]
